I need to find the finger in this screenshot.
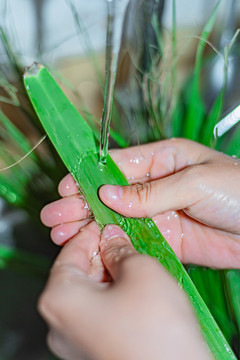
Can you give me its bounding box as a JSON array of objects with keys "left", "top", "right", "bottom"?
[
  {"left": 51, "top": 219, "right": 91, "bottom": 245},
  {"left": 99, "top": 165, "right": 203, "bottom": 218},
  {"left": 39, "top": 271, "right": 103, "bottom": 352},
  {"left": 100, "top": 225, "right": 170, "bottom": 290},
  {"left": 109, "top": 138, "right": 215, "bottom": 183},
  {"left": 50, "top": 221, "right": 100, "bottom": 274},
  {"left": 41, "top": 195, "right": 89, "bottom": 227},
  {"left": 38, "top": 223, "right": 106, "bottom": 349},
  {"left": 52, "top": 221, "right": 104, "bottom": 282},
  {"left": 100, "top": 224, "right": 139, "bottom": 280},
  {"left": 39, "top": 222, "right": 102, "bottom": 320},
  {"left": 58, "top": 173, "right": 79, "bottom": 197}
]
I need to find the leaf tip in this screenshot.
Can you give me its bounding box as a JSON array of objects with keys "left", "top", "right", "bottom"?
[{"left": 24, "top": 62, "right": 43, "bottom": 78}]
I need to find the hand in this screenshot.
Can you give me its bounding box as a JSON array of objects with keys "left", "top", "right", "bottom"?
[
  {"left": 39, "top": 222, "right": 211, "bottom": 360},
  {"left": 41, "top": 138, "right": 240, "bottom": 268}
]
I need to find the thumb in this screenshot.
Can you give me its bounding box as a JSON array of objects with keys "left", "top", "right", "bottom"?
[
  {"left": 100, "top": 225, "right": 138, "bottom": 280},
  {"left": 99, "top": 168, "right": 199, "bottom": 218}
]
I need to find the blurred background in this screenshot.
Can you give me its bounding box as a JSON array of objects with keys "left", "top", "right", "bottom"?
[{"left": 1, "top": 0, "right": 240, "bottom": 359}]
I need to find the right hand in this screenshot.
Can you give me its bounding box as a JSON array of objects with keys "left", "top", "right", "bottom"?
[{"left": 41, "top": 138, "right": 240, "bottom": 268}]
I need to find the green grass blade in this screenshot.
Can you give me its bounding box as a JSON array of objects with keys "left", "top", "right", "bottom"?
[
  {"left": 183, "top": 0, "right": 221, "bottom": 140},
  {"left": 0, "top": 70, "right": 20, "bottom": 106},
  {"left": 188, "top": 266, "right": 237, "bottom": 345},
  {"left": 0, "top": 109, "right": 38, "bottom": 161},
  {"left": 201, "top": 30, "right": 240, "bottom": 147},
  {"left": 223, "top": 125, "right": 240, "bottom": 157},
  {"left": 201, "top": 88, "right": 224, "bottom": 146},
  {"left": 24, "top": 64, "right": 236, "bottom": 360},
  {"left": 225, "top": 270, "right": 240, "bottom": 349}
]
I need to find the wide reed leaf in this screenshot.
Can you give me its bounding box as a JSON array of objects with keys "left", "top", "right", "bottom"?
[{"left": 24, "top": 63, "right": 236, "bottom": 360}]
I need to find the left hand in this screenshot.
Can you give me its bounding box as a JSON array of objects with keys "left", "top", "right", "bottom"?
[{"left": 41, "top": 139, "right": 240, "bottom": 268}]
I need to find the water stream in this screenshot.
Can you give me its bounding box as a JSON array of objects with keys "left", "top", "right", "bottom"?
[{"left": 99, "top": 0, "right": 129, "bottom": 163}]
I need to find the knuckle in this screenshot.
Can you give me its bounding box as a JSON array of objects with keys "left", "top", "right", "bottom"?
[{"left": 131, "top": 182, "right": 153, "bottom": 204}]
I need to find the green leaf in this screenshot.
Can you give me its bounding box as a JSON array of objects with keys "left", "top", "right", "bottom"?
[
  {"left": 24, "top": 63, "right": 236, "bottom": 360},
  {"left": 201, "top": 88, "right": 224, "bottom": 146}
]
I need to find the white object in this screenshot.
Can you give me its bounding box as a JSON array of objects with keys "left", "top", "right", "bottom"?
[{"left": 214, "top": 104, "right": 240, "bottom": 137}]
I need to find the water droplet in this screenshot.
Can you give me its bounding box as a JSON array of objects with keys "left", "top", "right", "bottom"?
[
  {"left": 181, "top": 233, "right": 184, "bottom": 238},
  {"left": 232, "top": 155, "right": 237, "bottom": 158},
  {"left": 83, "top": 203, "right": 90, "bottom": 210},
  {"left": 167, "top": 216, "right": 171, "bottom": 220},
  {"left": 58, "top": 213, "right": 62, "bottom": 217},
  {"left": 129, "top": 158, "right": 140, "bottom": 164},
  {"left": 234, "top": 162, "right": 238, "bottom": 166},
  {"left": 146, "top": 172, "right": 150, "bottom": 178},
  {"left": 114, "top": 256, "right": 120, "bottom": 262},
  {"left": 167, "top": 229, "right": 171, "bottom": 234},
  {"left": 128, "top": 202, "right": 133, "bottom": 208}
]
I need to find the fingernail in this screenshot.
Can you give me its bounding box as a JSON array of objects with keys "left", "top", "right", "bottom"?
[
  {"left": 101, "top": 224, "right": 130, "bottom": 242},
  {"left": 100, "top": 185, "right": 122, "bottom": 203}
]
